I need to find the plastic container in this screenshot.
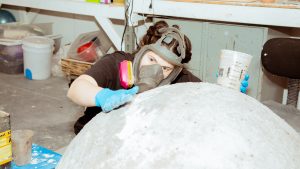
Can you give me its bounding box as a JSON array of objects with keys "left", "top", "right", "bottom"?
[
  {"left": 46, "top": 34, "right": 62, "bottom": 54},
  {"left": 217, "top": 50, "right": 252, "bottom": 91},
  {"left": 0, "top": 39, "right": 23, "bottom": 74},
  {"left": 22, "top": 36, "right": 54, "bottom": 80},
  {"left": 0, "top": 111, "right": 12, "bottom": 169},
  {"left": 0, "top": 24, "right": 45, "bottom": 40},
  {"left": 11, "top": 130, "right": 34, "bottom": 166},
  {"left": 68, "top": 31, "right": 113, "bottom": 63}
]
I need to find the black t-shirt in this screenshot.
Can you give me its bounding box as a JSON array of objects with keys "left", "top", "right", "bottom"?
[{"left": 84, "top": 51, "right": 201, "bottom": 115}]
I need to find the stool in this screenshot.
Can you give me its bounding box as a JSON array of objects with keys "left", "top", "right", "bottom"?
[{"left": 261, "top": 38, "right": 300, "bottom": 107}]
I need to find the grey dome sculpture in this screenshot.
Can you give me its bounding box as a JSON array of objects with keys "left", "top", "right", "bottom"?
[{"left": 57, "top": 83, "right": 300, "bottom": 169}]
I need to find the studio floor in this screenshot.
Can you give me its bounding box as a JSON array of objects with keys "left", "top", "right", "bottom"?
[
  {"left": 0, "top": 72, "right": 83, "bottom": 153},
  {"left": 1, "top": 72, "right": 300, "bottom": 155}
]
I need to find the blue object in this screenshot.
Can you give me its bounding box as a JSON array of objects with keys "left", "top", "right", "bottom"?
[
  {"left": 0, "top": 10, "right": 16, "bottom": 24},
  {"left": 240, "top": 74, "right": 250, "bottom": 94},
  {"left": 12, "top": 144, "right": 62, "bottom": 169},
  {"left": 216, "top": 71, "right": 250, "bottom": 94},
  {"left": 25, "top": 69, "right": 32, "bottom": 80},
  {"left": 95, "top": 86, "right": 139, "bottom": 112}
]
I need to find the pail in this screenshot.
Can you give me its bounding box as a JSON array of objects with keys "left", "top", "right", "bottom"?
[
  {"left": 22, "top": 36, "right": 54, "bottom": 80},
  {"left": 217, "top": 50, "right": 252, "bottom": 91}
]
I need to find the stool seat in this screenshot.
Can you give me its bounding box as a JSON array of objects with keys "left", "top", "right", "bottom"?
[{"left": 261, "top": 38, "right": 300, "bottom": 79}]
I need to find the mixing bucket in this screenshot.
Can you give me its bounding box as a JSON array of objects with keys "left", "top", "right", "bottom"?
[{"left": 217, "top": 50, "right": 252, "bottom": 91}]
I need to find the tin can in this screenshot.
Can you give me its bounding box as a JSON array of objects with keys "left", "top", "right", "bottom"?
[{"left": 0, "top": 111, "right": 12, "bottom": 169}]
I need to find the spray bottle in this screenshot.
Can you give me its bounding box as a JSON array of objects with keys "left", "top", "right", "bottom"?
[{"left": 0, "top": 111, "right": 12, "bottom": 169}]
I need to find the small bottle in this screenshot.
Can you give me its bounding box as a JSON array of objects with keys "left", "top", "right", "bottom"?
[{"left": 0, "top": 111, "right": 12, "bottom": 169}]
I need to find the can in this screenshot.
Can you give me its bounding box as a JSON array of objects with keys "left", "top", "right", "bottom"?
[{"left": 0, "top": 111, "right": 12, "bottom": 169}]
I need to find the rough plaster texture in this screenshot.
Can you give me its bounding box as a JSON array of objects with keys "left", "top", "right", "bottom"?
[{"left": 57, "top": 83, "right": 300, "bottom": 169}]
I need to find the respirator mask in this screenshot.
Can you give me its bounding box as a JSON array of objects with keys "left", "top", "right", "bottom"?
[{"left": 133, "top": 27, "right": 187, "bottom": 93}]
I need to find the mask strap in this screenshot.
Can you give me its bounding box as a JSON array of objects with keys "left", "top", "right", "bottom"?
[{"left": 157, "top": 27, "right": 186, "bottom": 61}]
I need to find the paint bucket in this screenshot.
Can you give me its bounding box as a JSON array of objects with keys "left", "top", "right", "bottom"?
[
  {"left": 217, "top": 50, "right": 252, "bottom": 91},
  {"left": 11, "top": 130, "right": 34, "bottom": 166},
  {"left": 22, "top": 36, "right": 54, "bottom": 80},
  {"left": 0, "top": 111, "right": 12, "bottom": 169}
]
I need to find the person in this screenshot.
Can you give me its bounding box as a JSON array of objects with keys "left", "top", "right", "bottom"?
[{"left": 67, "top": 20, "right": 248, "bottom": 135}]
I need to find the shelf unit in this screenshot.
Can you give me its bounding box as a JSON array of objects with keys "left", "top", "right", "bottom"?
[
  {"left": 2, "top": 0, "right": 299, "bottom": 49},
  {"left": 0, "top": 0, "right": 125, "bottom": 50}
]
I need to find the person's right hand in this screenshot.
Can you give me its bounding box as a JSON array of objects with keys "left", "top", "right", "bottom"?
[{"left": 95, "top": 86, "right": 139, "bottom": 112}]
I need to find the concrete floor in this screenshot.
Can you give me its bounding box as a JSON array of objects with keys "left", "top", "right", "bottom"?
[
  {"left": 263, "top": 100, "right": 300, "bottom": 134},
  {"left": 0, "top": 72, "right": 83, "bottom": 152}
]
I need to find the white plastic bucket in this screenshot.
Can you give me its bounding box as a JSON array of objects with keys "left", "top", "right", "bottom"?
[
  {"left": 217, "top": 50, "right": 252, "bottom": 91},
  {"left": 22, "top": 36, "right": 54, "bottom": 80}
]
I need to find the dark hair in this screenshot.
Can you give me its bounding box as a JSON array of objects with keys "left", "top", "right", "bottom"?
[{"left": 138, "top": 20, "right": 192, "bottom": 64}]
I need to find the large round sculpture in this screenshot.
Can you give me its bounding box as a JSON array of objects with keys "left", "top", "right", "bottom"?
[{"left": 57, "top": 83, "right": 300, "bottom": 169}]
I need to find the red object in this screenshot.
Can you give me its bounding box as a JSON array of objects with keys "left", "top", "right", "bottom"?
[
  {"left": 77, "top": 41, "right": 97, "bottom": 62},
  {"left": 77, "top": 41, "right": 92, "bottom": 53}
]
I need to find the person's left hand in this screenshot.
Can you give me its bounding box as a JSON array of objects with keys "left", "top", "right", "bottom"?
[{"left": 240, "top": 74, "right": 250, "bottom": 94}]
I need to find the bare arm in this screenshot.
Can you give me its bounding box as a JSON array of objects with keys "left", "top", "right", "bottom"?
[{"left": 67, "top": 74, "right": 103, "bottom": 107}]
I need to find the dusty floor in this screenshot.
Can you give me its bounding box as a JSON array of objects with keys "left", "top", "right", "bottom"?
[
  {"left": 263, "top": 100, "right": 300, "bottom": 134},
  {"left": 0, "top": 72, "right": 83, "bottom": 152}
]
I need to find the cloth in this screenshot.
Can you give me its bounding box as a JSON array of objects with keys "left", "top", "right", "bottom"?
[{"left": 11, "top": 144, "right": 61, "bottom": 169}]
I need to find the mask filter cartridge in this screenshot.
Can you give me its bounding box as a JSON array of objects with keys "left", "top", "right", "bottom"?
[{"left": 119, "top": 60, "right": 134, "bottom": 89}]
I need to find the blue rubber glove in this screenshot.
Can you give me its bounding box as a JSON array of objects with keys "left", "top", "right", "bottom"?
[
  {"left": 95, "top": 86, "right": 139, "bottom": 112},
  {"left": 240, "top": 74, "right": 250, "bottom": 94},
  {"left": 216, "top": 72, "right": 250, "bottom": 93}
]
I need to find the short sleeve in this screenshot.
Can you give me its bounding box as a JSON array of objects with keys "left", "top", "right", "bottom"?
[
  {"left": 84, "top": 51, "right": 134, "bottom": 88},
  {"left": 84, "top": 54, "right": 118, "bottom": 87}
]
